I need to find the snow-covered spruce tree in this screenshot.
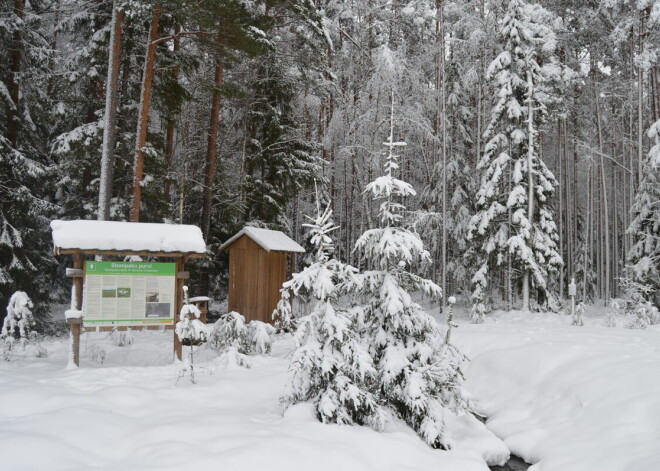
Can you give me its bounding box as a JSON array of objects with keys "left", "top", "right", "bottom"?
[
  {"left": 0, "top": 0, "right": 56, "bottom": 329},
  {"left": 348, "top": 97, "right": 471, "bottom": 449},
  {"left": 467, "top": 0, "right": 562, "bottom": 312},
  {"left": 626, "top": 119, "right": 660, "bottom": 307},
  {"left": 282, "top": 200, "right": 381, "bottom": 426}
]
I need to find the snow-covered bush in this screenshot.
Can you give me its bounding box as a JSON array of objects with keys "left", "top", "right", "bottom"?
[
  {"left": 1, "top": 291, "right": 41, "bottom": 360},
  {"left": 249, "top": 320, "right": 275, "bottom": 355},
  {"left": 283, "top": 202, "right": 380, "bottom": 426},
  {"left": 619, "top": 277, "right": 660, "bottom": 329},
  {"left": 345, "top": 107, "right": 472, "bottom": 448},
  {"left": 88, "top": 344, "right": 106, "bottom": 364},
  {"left": 107, "top": 327, "right": 134, "bottom": 347},
  {"left": 603, "top": 299, "right": 624, "bottom": 328},
  {"left": 626, "top": 299, "right": 659, "bottom": 330},
  {"left": 572, "top": 302, "right": 585, "bottom": 327},
  {"left": 207, "top": 312, "right": 276, "bottom": 357},
  {"left": 207, "top": 311, "right": 250, "bottom": 354}
]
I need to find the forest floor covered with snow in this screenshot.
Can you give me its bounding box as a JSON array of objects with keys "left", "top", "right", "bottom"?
[{"left": 1, "top": 308, "right": 659, "bottom": 471}]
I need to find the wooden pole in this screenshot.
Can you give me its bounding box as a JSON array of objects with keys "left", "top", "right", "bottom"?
[
  {"left": 173, "top": 256, "right": 187, "bottom": 361},
  {"left": 69, "top": 253, "right": 84, "bottom": 366}
]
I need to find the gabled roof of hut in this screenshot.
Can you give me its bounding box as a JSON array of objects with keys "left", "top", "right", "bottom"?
[{"left": 220, "top": 226, "right": 305, "bottom": 253}]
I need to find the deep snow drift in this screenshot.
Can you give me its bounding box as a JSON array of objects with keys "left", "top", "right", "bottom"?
[{"left": 1, "top": 310, "right": 659, "bottom": 471}]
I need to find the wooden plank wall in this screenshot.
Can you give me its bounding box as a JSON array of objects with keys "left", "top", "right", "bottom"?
[{"left": 227, "top": 235, "right": 289, "bottom": 324}]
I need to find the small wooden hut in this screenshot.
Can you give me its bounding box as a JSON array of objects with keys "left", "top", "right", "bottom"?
[{"left": 221, "top": 227, "right": 305, "bottom": 324}]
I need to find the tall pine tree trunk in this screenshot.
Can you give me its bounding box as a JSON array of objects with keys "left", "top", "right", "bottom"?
[
  {"left": 594, "top": 82, "right": 610, "bottom": 305},
  {"left": 522, "top": 66, "right": 535, "bottom": 312},
  {"left": 201, "top": 37, "right": 224, "bottom": 241},
  {"left": 130, "top": 4, "right": 162, "bottom": 222},
  {"left": 98, "top": 3, "right": 124, "bottom": 221}
]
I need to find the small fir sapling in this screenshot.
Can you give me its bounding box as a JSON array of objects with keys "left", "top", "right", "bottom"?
[
  {"left": 249, "top": 320, "right": 276, "bottom": 355},
  {"left": 176, "top": 286, "right": 209, "bottom": 383},
  {"left": 283, "top": 200, "right": 381, "bottom": 426},
  {"left": 273, "top": 288, "right": 295, "bottom": 333},
  {"left": 471, "top": 265, "right": 488, "bottom": 324},
  {"left": 444, "top": 296, "right": 458, "bottom": 345},
  {"left": 1, "top": 291, "right": 41, "bottom": 360},
  {"left": 572, "top": 302, "right": 585, "bottom": 327},
  {"left": 346, "top": 98, "right": 472, "bottom": 448}
]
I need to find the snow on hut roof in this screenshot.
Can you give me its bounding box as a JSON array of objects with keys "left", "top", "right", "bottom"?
[
  {"left": 220, "top": 226, "right": 305, "bottom": 253},
  {"left": 50, "top": 220, "right": 206, "bottom": 255}
]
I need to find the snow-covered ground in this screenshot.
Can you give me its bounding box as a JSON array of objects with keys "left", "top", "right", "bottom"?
[
  {"left": 1, "top": 309, "right": 659, "bottom": 471},
  {"left": 456, "top": 310, "right": 660, "bottom": 471}
]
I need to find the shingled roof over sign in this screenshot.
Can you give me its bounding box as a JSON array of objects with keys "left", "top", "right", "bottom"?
[{"left": 220, "top": 226, "right": 305, "bottom": 253}]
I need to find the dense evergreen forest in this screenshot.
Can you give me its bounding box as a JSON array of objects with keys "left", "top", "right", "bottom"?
[{"left": 1, "top": 0, "right": 659, "bottom": 326}]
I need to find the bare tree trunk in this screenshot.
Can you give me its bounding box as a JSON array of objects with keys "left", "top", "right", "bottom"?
[
  {"left": 436, "top": 0, "right": 448, "bottom": 309},
  {"left": 164, "top": 23, "right": 181, "bottom": 206},
  {"left": 522, "top": 66, "right": 535, "bottom": 312},
  {"left": 98, "top": 3, "right": 124, "bottom": 221},
  {"left": 130, "top": 4, "right": 162, "bottom": 222},
  {"left": 7, "top": 0, "right": 25, "bottom": 149},
  {"left": 594, "top": 82, "right": 610, "bottom": 305},
  {"left": 200, "top": 37, "right": 224, "bottom": 241},
  {"left": 558, "top": 119, "right": 564, "bottom": 298}
]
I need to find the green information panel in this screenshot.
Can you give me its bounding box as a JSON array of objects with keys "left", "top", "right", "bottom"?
[{"left": 83, "top": 261, "right": 176, "bottom": 327}]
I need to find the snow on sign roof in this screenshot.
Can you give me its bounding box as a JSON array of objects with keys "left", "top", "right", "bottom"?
[
  {"left": 50, "top": 220, "right": 206, "bottom": 255},
  {"left": 220, "top": 226, "right": 305, "bottom": 253}
]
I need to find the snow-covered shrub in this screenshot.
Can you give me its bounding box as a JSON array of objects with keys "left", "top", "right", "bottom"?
[
  {"left": 88, "top": 344, "right": 106, "bottom": 364},
  {"left": 345, "top": 111, "right": 472, "bottom": 448},
  {"left": 249, "top": 320, "right": 275, "bottom": 355},
  {"left": 620, "top": 277, "right": 660, "bottom": 329},
  {"left": 626, "top": 299, "right": 659, "bottom": 330},
  {"left": 1, "top": 291, "right": 41, "bottom": 360},
  {"left": 283, "top": 202, "right": 381, "bottom": 426},
  {"left": 107, "top": 327, "right": 134, "bottom": 347},
  {"left": 572, "top": 302, "right": 585, "bottom": 327},
  {"left": 207, "top": 311, "right": 250, "bottom": 354},
  {"left": 603, "top": 299, "right": 624, "bottom": 328}
]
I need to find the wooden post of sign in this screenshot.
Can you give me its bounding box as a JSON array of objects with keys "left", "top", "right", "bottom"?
[
  {"left": 173, "top": 256, "right": 187, "bottom": 361},
  {"left": 69, "top": 253, "right": 84, "bottom": 366}
]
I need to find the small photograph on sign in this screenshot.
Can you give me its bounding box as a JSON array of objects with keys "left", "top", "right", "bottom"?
[
  {"left": 117, "top": 288, "right": 131, "bottom": 298},
  {"left": 146, "top": 292, "right": 160, "bottom": 303},
  {"left": 102, "top": 289, "right": 117, "bottom": 298},
  {"left": 146, "top": 303, "right": 170, "bottom": 318}
]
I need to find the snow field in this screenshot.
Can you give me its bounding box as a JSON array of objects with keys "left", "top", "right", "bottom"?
[
  {"left": 2, "top": 311, "right": 658, "bottom": 471},
  {"left": 0, "top": 332, "right": 492, "bottom": 471},
  {"left": 455, "top": 310, "right": 660, "bottom": 471}
]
